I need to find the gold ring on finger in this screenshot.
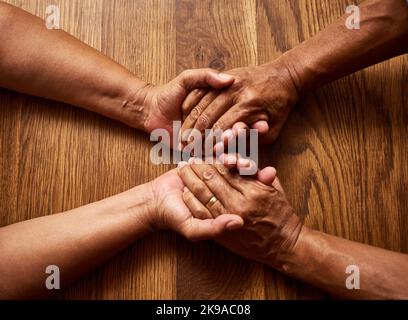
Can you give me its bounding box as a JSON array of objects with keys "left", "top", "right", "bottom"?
[{"left": 206, "top": 196, "right": 218, "bottom": 209}]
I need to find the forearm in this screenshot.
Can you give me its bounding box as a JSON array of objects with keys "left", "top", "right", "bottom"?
[
  {"left": 278, "top": 227, "right": 408, "bottom": 299},
  {"left": 0, "top": 2, "right": 147, "bottom": 130},
  {"left": 273, "top": 0, "right": 408, "bottom": 93},
  {"left": 0, "top": 183, "right": 154, "bottom": 299}
]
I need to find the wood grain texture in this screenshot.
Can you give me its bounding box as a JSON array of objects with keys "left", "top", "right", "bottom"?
[{"left": 0, "top": 0, "right": 406, "bottom": 299}]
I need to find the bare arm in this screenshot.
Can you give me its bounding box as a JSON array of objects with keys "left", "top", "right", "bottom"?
[
  {"left": 0, "top": 184, "right": 154, "bottom": 299},
  {"left": 0, "top": 2, "right": 234, "bottom": 134},
  {"left": 283, "top": 0, "right": 408, "bottom": 93},
  {"left": 281, "top": 227, "right": 408, "bottom": 299},
  {"left": 0, "top": 170, "right": 242, "bottom": 299}
]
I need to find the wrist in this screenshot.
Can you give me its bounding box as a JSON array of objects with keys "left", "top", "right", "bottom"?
[
  {"left": 125, "top": 181, "right": 157, "bottom": 233},
  {"left": 276, "top": 225, "right": 313, "bottom": 275},
  {"left": 115, "top": 76, "right": 153, "bottom": 132},
  {"left": 260, "top": 58, "right": 301, "bottom": 105}
]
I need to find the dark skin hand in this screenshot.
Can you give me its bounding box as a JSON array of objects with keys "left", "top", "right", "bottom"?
[
  {"left": 177, "top": 161, "right": 302, "bottom": 267},
  {"left": 177, "top": 160, "right": 408, "bottom": 299},
  {"left": 180, "top": 62, "right": 298, "bottom": 144},
  {"left": 180, "top": 0, "right": 408, "bottom": 145}
]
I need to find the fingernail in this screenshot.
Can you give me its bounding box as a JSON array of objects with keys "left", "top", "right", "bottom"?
[
  {"left": 177, "top": 161, "right": 187, "bottom": 169},
  {"left": 222, "top": 129, "right": 234, "bottom": 141},
  {"left": 181, "top": 131, "right": 190, "bottom": 142},
  {"left": 226, "top": 220, "right": 242, "bottom": 231},
  {"left": 214, "top": 142, "right": 225, "bottom": 154},
  {"left": 183, "top": 186, "right": 189, "bottom": 193},
  {"left": 238, "top": 158, "right": 250, "bottom": 167},
  {"left": 218, "top": 73, "right": 234, "bottom": 81},
  {"left": 218, "top": 153, "right": 225, "bottom": 163},
  {"left": 226, "top": 154, "right": 237, "bottom": 165}
]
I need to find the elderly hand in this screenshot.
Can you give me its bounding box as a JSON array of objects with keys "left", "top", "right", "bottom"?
[
  {"left": 130, "top": 69, "right": 234, "bottom": 143},
  {"left": 146, "top": 169, "right": 243, "bottom": 241},
  {"left": 180, "top": 60, "right": 299, "bottom": 145},
  {"left": 177, "top": 161, "right": 303, "bottom": 268}
]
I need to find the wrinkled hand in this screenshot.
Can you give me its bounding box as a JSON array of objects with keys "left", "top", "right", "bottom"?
[
  {"left": 180, "top": 61, "right": 299, "bottom": 145},
  {"left": 177, "top": 161, "right": 303, "bottom": 268},
  {"left": 147, "top": 169, "right": 243, "bottom": 241},
  {"left": 131, "top": 69, "right": 234, "bottom": 143}
]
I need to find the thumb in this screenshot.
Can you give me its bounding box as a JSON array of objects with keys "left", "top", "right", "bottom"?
[
  {"left": 179, "top": 214, "right": 244, "bottom": 241},
  {"left": 256, "top": 167, "right": 277, "bottom": 185},
  {"left": 177, "top": 68, "right": 234, "bottom": 92},
  {"left": 272, "top": 176, "right": 286, "bottom": 195}
]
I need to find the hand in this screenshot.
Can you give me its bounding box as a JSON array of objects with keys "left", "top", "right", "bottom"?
[
  {"left": 146, "top": 169, "right": 243, "bottom": 241},
  {"left": 177, "top": 161, "right": 303, "bottom": 268},
  {"left": 180, "top": 60, "right": 299, "bottom": 145},
  {"left": 128, "top": 69, "right": 234, "bottom": 142}
]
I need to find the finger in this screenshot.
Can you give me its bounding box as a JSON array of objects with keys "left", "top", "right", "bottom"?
[
  {"left": 177, "top": 161, "right": 188, "bottom": 169},
  {"left": 212, "top": 102, "right": 269, "bottom": 132},
  {"left": 256, "top": 166, "right": 277, "bottom": 185},
  {"left": 272, "top": 176, "right": 286, "bottom": 195},
  {"left": 213, "top": 122, "right": 249, "bottom": 154},
  {"left": 182, "top": 187, "right": 212, "bottom": 220},
  {"left": 191, "top": 163, "right": 241, "bottom": 205},
  {"left": 193, "top": 93, "right": 233, "bottom": 133},
  {"left": 232, "top": 121, "right": 249, "bottom": 135},
  {"left": 251, "top": 120, "right": 269, "bottom": 135},
  {"left": 179, "top": 214, "right": 244, "bottom": 241},
  {"left": 180, "top": 91, "right": 218, "bottom": 143},
  {"left": 180, "top": 161, "right": 228, "bottom": 217},
  {"left": 218, "top": 153, "right": 257, "bottom": 176},
  {"left": 213, "top": 129, "right": 234, "bottom": 155},
  {"left": 178, "top": 164, "right": 214, "bottom": 204},
  {"left": 182, "top": 88, "right": 208, "bottom": 116},
  {"left": 218, "top": 153, "right": 238, "bottom": 169},
  {"left": 177, "top": 68, "right": 234, "bottom": 92},
  {"left": 236, "top": 157, "right": 258, "bottom": 176}
]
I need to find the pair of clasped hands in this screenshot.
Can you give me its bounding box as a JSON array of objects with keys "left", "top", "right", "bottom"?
[{"left": 141, "top": 64, "right": 301, "bottom": 268}]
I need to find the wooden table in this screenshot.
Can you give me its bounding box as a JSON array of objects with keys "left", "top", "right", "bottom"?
[{"left": 1, "top": 0, "right": 406, "bottom": 299}]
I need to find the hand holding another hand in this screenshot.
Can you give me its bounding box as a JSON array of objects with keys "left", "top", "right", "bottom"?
[
  {"left": 145, "top": 169, "right": 244, "bottom": 241},
  {"left": 177, "top": 160, "right": 303, "bottom": 269},
  {"left": 128, "top": 68, "right": 234, "bottom": 140},
  {"left": 180, "top": 60, "right": 300, "bottom": 145}
]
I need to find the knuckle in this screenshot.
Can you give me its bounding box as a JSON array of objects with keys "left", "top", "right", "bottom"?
[
  {"left": 181, "top": 69, "right": 193, "bottom": 77},
  {"left": 246, "top": 188, "right": 259, "bottom": 200},
  {"left": 183, "top": 189, "right": 193, "bottom": 201},
  {"left": 238, "top": 105, "right": 253, "bottom": 118},
  {"left": 196, "top": 113, "right": 210, "bottom": 129},
  {"left": 216, "top": 164, "right": 228, "bottom": 176},
  {"left": 202, "top": 168, "right": 217, "bottom": 180},
  {"left": 241, "top": 89, "right": 259, "bottom": 102},
  {"left": 190, "top": 105, "right": 202, "bottom": 120},
  {"left": 212, "top": 119, "right": 225, "bottom": 131}
]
